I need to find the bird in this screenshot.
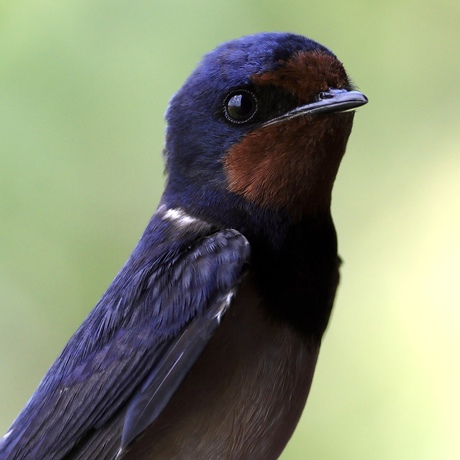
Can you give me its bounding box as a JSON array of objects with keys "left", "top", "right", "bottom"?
[{"left": 0, "top": 32, "right": 367, "bottom": 460}]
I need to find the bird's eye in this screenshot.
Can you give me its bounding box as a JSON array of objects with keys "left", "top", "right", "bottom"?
[{"left": 224, "top": 90, "right": 258, "bottom": 123}]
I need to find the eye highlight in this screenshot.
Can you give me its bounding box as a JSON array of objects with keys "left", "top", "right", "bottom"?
[{"left": 224, "top": 90, "right": 258, "bottom": 124}]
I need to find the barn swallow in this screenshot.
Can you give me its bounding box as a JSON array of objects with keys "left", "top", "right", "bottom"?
[{"left": 0, "top": 32, "right": 367, "bottom": 459}]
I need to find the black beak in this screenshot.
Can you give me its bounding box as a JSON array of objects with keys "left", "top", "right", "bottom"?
[{"left": 263, "top": 88, "right": 368, "bottom": 127}]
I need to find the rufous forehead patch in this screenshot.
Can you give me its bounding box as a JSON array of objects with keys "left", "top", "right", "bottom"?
[{"left": 251, "top": 51, "right": 350, "bottom": 102}]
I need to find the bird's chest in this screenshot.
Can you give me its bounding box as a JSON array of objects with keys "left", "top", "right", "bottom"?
[{"left": 125, "top": 279, "right": 318, "bottom": 460}]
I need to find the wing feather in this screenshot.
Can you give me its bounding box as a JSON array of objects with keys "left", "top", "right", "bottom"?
[{"left": 0, "top": 220, "right": 250, "bottom": 460}]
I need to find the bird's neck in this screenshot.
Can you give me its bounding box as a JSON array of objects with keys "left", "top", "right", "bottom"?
[{"left": 160, "top": 186, "right": 339, "bottom": 341}]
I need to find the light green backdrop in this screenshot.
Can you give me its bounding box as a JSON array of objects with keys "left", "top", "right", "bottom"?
[{"left": 1, "top": 1, "right": 459, "bottom": 459}]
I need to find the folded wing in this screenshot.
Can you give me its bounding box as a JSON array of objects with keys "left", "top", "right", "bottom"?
[{"left": 0, "top": 221, "right": 250, "bottom": 460}]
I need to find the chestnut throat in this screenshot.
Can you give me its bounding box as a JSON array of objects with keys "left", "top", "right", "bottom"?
[{"left": 224, "top": 112, "right": 354, "bottom": 219}]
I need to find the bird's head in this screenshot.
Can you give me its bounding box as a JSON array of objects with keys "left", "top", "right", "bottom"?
[{"left": 163, "top": 32, "right": 367, "bottom": 228}]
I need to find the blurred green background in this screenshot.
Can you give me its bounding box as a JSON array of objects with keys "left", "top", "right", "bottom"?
[{"left": 1, "top": 1, "right": 459, "bottom": 459}]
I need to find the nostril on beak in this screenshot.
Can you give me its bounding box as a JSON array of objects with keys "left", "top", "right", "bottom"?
[{"left": 318, "top": 91, "right": 334, "bottom": 100}]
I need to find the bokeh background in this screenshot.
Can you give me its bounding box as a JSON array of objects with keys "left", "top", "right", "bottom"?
[{"left": 1, "top": 1, "right": 459, "bottom": 459}]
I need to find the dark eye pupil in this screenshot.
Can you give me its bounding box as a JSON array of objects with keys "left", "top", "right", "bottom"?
[{"left": 225, "top": 91, "right": 257, "bottom": 123}]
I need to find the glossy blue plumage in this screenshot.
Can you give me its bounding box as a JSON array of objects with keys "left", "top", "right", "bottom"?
[{"left": 0, "top": 213, "right": 249, "bottom": 459}]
